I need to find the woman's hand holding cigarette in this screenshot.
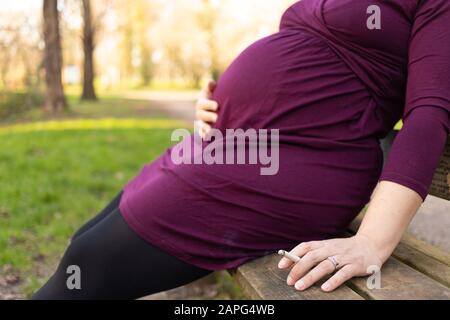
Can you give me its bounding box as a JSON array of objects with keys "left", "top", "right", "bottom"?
[{"left": 277, "top": 234, "right": 383, "bottom": 292}]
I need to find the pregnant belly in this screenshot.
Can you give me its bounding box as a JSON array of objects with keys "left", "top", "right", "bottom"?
[
  {"left": 211, "top": 34, "right": 280, "bottom": 130},
  {"left": 211, "top": 28, "right": 373, "bottom": 140}
]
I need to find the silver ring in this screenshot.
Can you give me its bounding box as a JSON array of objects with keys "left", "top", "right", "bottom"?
[{"left": 327, "top": 256, "right": 339, "bottom": 270}]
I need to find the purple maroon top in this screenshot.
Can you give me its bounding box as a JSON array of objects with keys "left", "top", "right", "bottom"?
[{"left": 119, "top": 0, "right": 450, "bottom": 271}]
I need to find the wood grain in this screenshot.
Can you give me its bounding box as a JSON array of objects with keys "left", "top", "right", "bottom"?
[
  {"left": 234, "top": 254, "right": 363, "bottom": 300},
  {"left": 348, "top": 257, "right": 450, "bottom": 300}
]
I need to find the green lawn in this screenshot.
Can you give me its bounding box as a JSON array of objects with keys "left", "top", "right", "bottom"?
[
  {"left": 0, "top": 126, "right": 177, "bottom": 296},
  {"left": 1, "top": 93, "right": 168, "bottom": 125}
]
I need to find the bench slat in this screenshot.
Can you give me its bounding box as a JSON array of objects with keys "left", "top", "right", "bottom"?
[
  {"left": 235, "top": 254, "right": 364, "bottom": 300},
  {"left": 347, "top": 257, "right": 450, "bottom": 300},
  {"left": 392, "top": 242, "right": 450, "bottom": 288},
  {"left": 401, "top": 233, "right": 450, "bottom": 267}
]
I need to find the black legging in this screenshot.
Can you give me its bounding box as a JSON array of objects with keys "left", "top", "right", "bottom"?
[{"left": 32, "top": 191, "right": 212, "bottom": 300}]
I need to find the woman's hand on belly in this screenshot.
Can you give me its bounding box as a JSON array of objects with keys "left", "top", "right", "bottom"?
[
  {"left": 195, "top": 79, "right": 219, "bottom": 138},
  {"left": 277, "top": 234, "right": 383, "bottom": 292}
]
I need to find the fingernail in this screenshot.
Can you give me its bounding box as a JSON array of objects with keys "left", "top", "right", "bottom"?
[
  {"left": 278, "top": 260, "right": 287, "bottom": 269},
  {"left": 287, "top": 276, "right": 295, "bottom": 286},
  {"left": 321, "top": 283, "right": 331, "bottom": 291},
  {"left": 295, "top": 280, "right": 305, "bottom": 290}
]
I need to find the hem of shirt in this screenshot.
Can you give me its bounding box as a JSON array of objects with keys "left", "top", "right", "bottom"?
[
  {"left": 378, "top": 171, "right": 428, "bottom": 202},
  {"left": 118, "top": 197, "right": 252, "bottom": 272}
]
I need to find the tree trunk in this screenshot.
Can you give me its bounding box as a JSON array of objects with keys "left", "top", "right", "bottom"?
[
  {"left": 43, "top": 0, "right": 66, "bottom": 113},
  {"left": 81, "top": 0, "right": 97, "bottom": 100}
]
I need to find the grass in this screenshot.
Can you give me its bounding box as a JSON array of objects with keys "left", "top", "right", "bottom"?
[
  {"left": 0, "top": 118, "right": 187, "bottom": 134},
  {"left": 1, "top": 94, "right": 169, "bottom": 125},
  {"left": 0, "top": 126, "right": 179, "bottom": 296}
]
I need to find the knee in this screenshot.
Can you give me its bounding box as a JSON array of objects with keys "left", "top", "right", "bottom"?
[{"left": 57, "top": 238, "right": 93, "bottom": 276}]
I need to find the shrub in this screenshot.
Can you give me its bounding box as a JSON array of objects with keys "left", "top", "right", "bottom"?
[{"left": 0, "top": 90, "right": 44, "bottom": 119}]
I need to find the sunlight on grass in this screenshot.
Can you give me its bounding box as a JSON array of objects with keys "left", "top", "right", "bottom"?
[
  {"left": 0, "top": 118, "right": 189, "bottom": 134},
  {"left": 0, "top": 128, "right": 178, "bottom": 296}
]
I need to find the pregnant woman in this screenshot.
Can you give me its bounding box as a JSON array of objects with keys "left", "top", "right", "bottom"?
[{"left": 33, "top": 0, "right": 449, "bottom": 299}]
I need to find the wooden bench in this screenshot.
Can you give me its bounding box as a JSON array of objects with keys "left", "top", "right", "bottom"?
[{"left": 231, "top": 131, "right": 450, "bottom": 300}]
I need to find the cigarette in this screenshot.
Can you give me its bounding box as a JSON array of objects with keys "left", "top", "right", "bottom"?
[{"left": 277, "top": 250, "right": 301, "bottom": 263}]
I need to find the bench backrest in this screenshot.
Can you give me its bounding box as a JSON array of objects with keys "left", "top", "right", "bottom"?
[{"left": 380, "top": 131, "right": 450, "bottom": 200}]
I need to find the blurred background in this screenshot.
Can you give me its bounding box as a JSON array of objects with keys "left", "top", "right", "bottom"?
[
  {"left": 0, "top": 0, "right": 448, "bottom": 300},
  {"left": 1, "top": 0, "right": 295, "bottom": 108}
]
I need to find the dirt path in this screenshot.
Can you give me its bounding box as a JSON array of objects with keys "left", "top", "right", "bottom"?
[{"left": 121, "top": 90, "right": 197, "bottom": 122}]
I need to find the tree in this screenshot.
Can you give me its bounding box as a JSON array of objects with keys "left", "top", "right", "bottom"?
[
  {"left": 197, "top": 0, "right": 221, "bottom": 81},
  {"left": 117, "top": 0, "right": 153, "bottom": 86},
  {"left": 43, "top": 0, "right": 66, "bottom": 113},
  {"left": 136, "top": 0, "right": 153, "bottom": 86},
  {"left": 81, "top": 0, "right": 97, "bottom": 100}
]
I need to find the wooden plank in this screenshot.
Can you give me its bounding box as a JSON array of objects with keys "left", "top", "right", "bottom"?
[
  {"left": 392, "top": 241, "right": 450, "bottom": 288},
  {"left": 401, "top": 233, "right": 450, "bottom": 267},
  {"left": 235, "top": 254, "right": 363, "bottom": 300},
  {"left": 348, "top": 257, "right": 450, "bottom": 300}
]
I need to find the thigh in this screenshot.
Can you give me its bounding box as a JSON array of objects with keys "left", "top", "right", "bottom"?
[
  {"left": 33, "top": 208, "right": 212, "bottom": 300},
  {"left": 71, "top": 190, "right": 123, "bottom": 242}
]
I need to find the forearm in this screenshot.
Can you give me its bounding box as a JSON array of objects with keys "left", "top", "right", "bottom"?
[
  {"left": 356, "top": 180, "right": 422, "bottom": 263},
  {"left": 358, "top": 106, "right": 448, "bottom": 263}
]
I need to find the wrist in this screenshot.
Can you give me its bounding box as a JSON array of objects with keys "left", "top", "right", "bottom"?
[{"left": 354, "top": 232, "right": 394, "bottom": 264}]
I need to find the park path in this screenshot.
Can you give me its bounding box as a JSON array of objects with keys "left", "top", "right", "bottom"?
[
  {"left": 125, "top": 90, "right": 449, "bottom": 252},
  {"left": 121, "top": 90, "right": 197, "bottom": 122}
]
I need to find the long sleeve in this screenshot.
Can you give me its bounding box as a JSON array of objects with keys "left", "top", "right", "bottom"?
[{"left": 378, "top": 0, "right": 450, "bottom": 201}]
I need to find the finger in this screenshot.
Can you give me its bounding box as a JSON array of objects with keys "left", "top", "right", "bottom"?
[
  {"left": 200, "top": 80, "right": 216, "bottom": 99},
  {"left": 286, "top": 247, "right": 331, "bottom": 286},
  {"left": 196, "top": 98, "right": 219, "bottom": 112},
  {"left": 196, "top": 109, "right": 218, "bottom": 123},
  {"left": 207, "top": 80, "right": 217, "bottom": 96},
  {"left": 278, "top": 241, "right": 325, "bottom": 269},
  {"left": 195, "top": 121, "right": 209, "bottom": 139},
  {"left": 294, "top": 259, "right": 335, "bottom": 291},
  {"left": 200, "top": 122, "right": 212, "bottom": 139},
  {"left": 321, "top": 264, "right": 356, "bottom": 292},
  {"left": 194, "top": 120, "right": 203, "bottom": 136}
]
